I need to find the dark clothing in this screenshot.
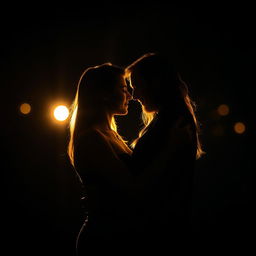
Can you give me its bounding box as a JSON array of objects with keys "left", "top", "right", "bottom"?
[
  {"left": 131, "top": 111, "right": 197, "bottom": 247},
  {"left": 75, "top": 152, "right": 140, "bottom": 255},
  {"left": 74, "top": 112, "right": 197, "bottom": 254}
]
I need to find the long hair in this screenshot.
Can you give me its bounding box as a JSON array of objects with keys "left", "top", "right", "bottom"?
[
  {"left": 126, "top": 53, "right": 204, "bottom": 159},
  {"left": 67, "top": 63, "right": 125, "bottom": 167},
  {"left": 178, "top": 74, "right": 205, "bottom": 159}
]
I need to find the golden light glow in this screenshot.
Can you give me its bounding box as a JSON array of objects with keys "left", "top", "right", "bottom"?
[
  {"left": 234, "top": 122, "right": 246, "bottom": 134},
  {"left": 53, "top": 105, "right": 69, "bottom": 121},
  {"left": 217, "top": 104, "right": 230, "bottom": 116},
  {"left": 20, "top": 103, "right": 31, "bottom": 114}
]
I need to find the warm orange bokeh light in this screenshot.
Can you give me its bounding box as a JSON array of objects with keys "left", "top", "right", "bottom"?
[
  {"left": 217, "top": 104, "right": 230, "bottom": 116},
  {"left": 20, "top": 103, "right": 31, "bottom": 114},
  {"left": 53, "top": 105, "right": 69, "bottom": 121},
  {"left": 234, "top": 122, "right": 246, "bottom": 134}
]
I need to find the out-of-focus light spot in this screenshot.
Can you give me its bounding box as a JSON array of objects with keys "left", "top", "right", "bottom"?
[
  {"left": 53, "top": 105, "right": 69, "bottom": 121},
  {"left": 20, "top": 103, "right": 31, "bottom": 114},
  {"left": 212, "top": 124, "right": 225, "bottom": 136},
  {"left": 234, "top": 122, "right": 246, "bottom": 134},
  {"left": 217, "top": 104, "right": 230, "bottom": 116}
]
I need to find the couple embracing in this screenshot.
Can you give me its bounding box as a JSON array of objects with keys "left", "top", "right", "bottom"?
[{"left": 67, "top": 52, "right": 204, "bottom": 254}]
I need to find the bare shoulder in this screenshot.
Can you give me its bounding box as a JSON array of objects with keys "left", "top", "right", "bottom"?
[
  {"left": 74, "top": 128, "right": 117, "bottom": 168},
  {"left": 74, "top": 128, "right": 130, "bottom": 177},
  {"left": 78, "top": 128, "right": 102, "bottom": 137}
]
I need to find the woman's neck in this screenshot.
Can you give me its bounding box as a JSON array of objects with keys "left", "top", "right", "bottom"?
[
  {"left": 90, "top": 112, "right": 114, "bottom": 132},
  {"left": 78, "top": 110, "right": 114, "bottom": 132}
]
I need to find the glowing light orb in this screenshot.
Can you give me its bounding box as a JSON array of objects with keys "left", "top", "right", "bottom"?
[
  {"left": 217, "top": 104, "right": 230, "bottom": 116},
  {"left": 234, "top": 122, "right": 246, "bottom": 134},
  {"left": 53, "top": 105, "right": 69, "bottom": 121},
  {"left": 20, "top": 103, "right": 31, "bottom": 114}
]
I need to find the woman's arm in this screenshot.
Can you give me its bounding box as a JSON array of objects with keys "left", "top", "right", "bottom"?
[{"left": 74, "top": 123, "right": 194, "bottom": 200}]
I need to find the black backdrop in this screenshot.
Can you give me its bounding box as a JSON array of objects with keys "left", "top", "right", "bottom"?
[{"left": 2, "top": 3, "right": 255, "bottom": 255}]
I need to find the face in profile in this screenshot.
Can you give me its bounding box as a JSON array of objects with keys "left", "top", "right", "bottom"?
[
  {"left": 130, "top": 72, "right": 157, "bottom": 113},
  {"left": 110, "top": 75, "right": 132, "bottom": 116}
]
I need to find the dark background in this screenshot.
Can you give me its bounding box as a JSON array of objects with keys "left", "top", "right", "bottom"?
[{"left": 2, "top": 3, "right": 254, "bottom": 255}]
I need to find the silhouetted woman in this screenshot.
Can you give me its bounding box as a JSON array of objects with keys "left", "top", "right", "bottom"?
[
  {"left": 125, "top": 52, "right": 204, "bottom": 250},
  {"left": 67, "top": 63, "right": 135, "bottom": 254},
  {"left": 67, "top": 63, "right": 173, "bottom": 254}
]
